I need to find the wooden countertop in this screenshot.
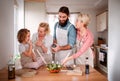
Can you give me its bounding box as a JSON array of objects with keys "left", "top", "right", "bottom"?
[{"left": 0, "top": 65, "right": 108, "bottom": 81}]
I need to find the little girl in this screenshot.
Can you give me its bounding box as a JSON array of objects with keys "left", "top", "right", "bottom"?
[{"left": 17, "top": 28, "right": 43, "bottom": 69}]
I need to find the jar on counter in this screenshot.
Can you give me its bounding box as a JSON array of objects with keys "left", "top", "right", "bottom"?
[{"left": 8, "top": 57, "right": 15, "bottom": 79}]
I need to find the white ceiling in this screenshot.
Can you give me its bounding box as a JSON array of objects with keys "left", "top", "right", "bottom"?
[
  {"left": 45, "top": 0, "right": 108, "bottom": 13},
  {"left": 24, "top": 0, "right": 108, "bottom": 13}
]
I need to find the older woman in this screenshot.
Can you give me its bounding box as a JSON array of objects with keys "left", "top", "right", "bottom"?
[
  {"left": 32, "top": 22, "right": 53, "bottom": 64},
  {"left": 62, "top": 13, "right": 94, "bottom": 67}
]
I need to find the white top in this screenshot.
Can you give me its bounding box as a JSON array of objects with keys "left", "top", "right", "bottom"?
[
  {"left": 32, "top": 33, "right": 53, "bottom": 63},
  {"left": 19, "top": 43, "right": 29, "bottom": 54},
  {"left": 32, "top": 33, "right": 53, "bottom": 54},
  {"left": 19, "top": 43, "right": 33, "bottom": 66}
]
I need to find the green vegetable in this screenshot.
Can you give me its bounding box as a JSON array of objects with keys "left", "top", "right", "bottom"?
[{"left": 46, "top": 63, "right": 62, "bottom": 72}]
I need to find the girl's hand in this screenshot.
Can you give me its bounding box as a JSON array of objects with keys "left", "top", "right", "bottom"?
[
  {"left": 28, "top": 40, "right": 33, "bottom": 47},
  {"left": 31, "top": 53, "right": 37, "bottom": 62}
]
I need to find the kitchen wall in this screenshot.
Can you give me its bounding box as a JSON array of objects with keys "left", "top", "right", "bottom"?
[
  {"left": 25, "top": 1, "right": 47, "bottom": 36},
  {"left": 0, "top": 0, "right": 24, "bottom": 69},
  {"left": 108, "top": 0, "right": 120, "bottom": 81},
  {"left": 0, "top": 0, "right": 14, "bottom": 69}
]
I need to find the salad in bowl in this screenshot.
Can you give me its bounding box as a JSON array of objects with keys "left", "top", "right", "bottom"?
[{"left": 46, "top": 63, "right": 62, "bottom": 73}]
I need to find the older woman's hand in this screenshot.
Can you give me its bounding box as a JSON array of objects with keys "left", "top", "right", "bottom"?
[
  {"left": 61, "top": 58, "right": 68, "bottom": 66},
  {"left": 61, "top": 56, "right": 73, "bottom": 66}
]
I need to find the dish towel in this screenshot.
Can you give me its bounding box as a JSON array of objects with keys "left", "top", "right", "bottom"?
[{"left": 99, "top": 52, "right": 104, "bottom": 62}]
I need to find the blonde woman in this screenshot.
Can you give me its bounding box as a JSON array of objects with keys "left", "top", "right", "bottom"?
[
  {"left": 32, "top": 22, "right": 53, "bottom": 64},
  {"left": 62, "top": 13, "right": 94, "bottom": 67}
]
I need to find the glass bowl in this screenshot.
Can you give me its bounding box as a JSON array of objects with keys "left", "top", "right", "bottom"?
[{"left": 46, "top": 63, "right": 62, "bottom": 73}]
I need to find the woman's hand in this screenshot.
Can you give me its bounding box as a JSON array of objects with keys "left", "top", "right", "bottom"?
[
  {"left": 61, "top": 58, "right": 68, "bottom": 66},
  {"left": 35, "top": 40, "right": 43, "bottom": 47}
]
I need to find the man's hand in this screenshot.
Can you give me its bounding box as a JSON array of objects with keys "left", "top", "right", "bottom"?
[{"left": 51, "top": 44, "right": 61, "bottom": 52}]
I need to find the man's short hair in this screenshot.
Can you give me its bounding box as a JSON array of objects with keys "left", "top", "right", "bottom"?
[{"left": 59, "top": 6, "right": 70, "bottom": 16}]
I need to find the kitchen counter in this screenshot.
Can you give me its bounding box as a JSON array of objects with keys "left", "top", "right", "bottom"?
[
  {"left": 0, "top": 65, "right": 108, "bottom": 81},
  {"left": 96, "top": 46, "right": 108, "bottom": 50}
]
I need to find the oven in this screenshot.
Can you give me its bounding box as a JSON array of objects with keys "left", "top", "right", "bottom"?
[
  {"left": 99, "top": 48, "right": 107, "bottom": 67},
  {"left": 96, "top": 46, "right": 108, "bottom": 73}
]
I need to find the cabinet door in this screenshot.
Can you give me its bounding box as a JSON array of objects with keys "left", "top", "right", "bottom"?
[{"left": 97, "top": 11, "right": 108, "bottom": 32}]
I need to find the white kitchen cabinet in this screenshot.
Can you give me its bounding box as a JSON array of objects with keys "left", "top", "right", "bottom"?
[{"left": 96, "top": 11, "right": 108, "bottom": 32}]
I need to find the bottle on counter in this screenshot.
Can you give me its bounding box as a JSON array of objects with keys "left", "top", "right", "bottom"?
[
  {"left": 8, "top": 56, "right": 15, "bottom": 79},
  {"left": 85, "top": 57, "right": 89, "bottom": 74}
]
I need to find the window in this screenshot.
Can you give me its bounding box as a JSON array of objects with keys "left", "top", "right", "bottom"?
[{"left": 14, "top": 5, "right": 18, "bottom": 55}]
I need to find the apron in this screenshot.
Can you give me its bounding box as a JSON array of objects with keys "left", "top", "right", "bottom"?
[
  {"left": 75, "top": 38, "right": 94, "bottom": 67},
  {"left": 55, "top": 23, "right": 74, "bottom": 65}
]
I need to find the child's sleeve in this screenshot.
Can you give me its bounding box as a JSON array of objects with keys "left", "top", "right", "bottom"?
[{"left": 19, "top": 44, "right": 25, "bottom": 54}]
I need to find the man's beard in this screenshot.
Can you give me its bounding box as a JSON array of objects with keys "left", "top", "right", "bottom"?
[{"left": 59, "top": 19, "right": 68, "bottom": 27}]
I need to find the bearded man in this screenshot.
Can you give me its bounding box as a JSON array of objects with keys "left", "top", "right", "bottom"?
[{"left": 52, "top": 6, "right": 76, "bottom": 65}]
